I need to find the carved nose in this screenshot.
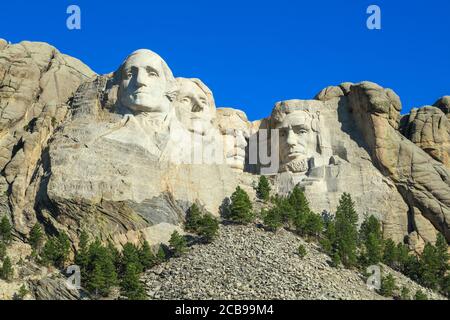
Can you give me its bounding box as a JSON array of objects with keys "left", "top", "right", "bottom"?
[
  {"left": 286, "top": 130, "right": 297, "bottom": 146},
  {"left": 135, "top": 70, "right": 147, "bottom": 87}
]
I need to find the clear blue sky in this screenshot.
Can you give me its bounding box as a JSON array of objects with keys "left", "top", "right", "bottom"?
[{"left": 1, "top": 0, "right": 449, "bottom": 120}]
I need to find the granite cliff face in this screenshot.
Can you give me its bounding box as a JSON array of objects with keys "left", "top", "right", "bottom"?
[{"left": 0, "top": 39, "right": 448, "bottom": 261}]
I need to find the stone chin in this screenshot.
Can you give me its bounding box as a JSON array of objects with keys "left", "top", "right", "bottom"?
[
  {"left": 282, "top": 157, "right": 309, "bottom": 173},
  {"left": 226, "top": 156, "right": 245, "bottom": 171}
]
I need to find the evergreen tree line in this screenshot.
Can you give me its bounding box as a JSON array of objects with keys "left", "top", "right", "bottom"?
[{"left": 246, "top": 177, "right": 450, "bottom": 298}]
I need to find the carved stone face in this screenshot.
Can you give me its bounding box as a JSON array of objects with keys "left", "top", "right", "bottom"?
[
  {"left": 223, "top": 129, "right": 248, "bottom": 171},
  {"left": 173, "top": 79, "right": 214, "bottom": 135},
  {"left": 277, "top": 110, "right": 316, "bottom": 173},
  {"left": 119, "top": 50, "right": 173, "bottom": 115},
  {"left": 217, "top": 109, "right": 250, "bottom": 171}
]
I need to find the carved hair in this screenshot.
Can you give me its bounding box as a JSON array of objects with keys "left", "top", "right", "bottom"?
[{"left": 271, "top": 100, "right": 320, "bottom": 132}]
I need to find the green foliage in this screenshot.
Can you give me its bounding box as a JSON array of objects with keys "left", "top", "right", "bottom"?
[
  {"left": 330, "top": 252, "right": 341, "bottom": 268},
  {"left": 0, "top": 242, "right": 6, "bottom": 260},
  {"left": 197, "top": 214, "right": 219, "bottom": 243},
  {"left": 400, "top": 286, "right": 410, "bottom": 300},
  {"left": 229, "top": 186, "right": 254, "bottom": 224},
  {"left": 139, "top": 240, "right": 156, "bottom": 270},
  {"left": 262, "top": 207, "right": 283, "bottom": 232},
  {"left": 414, "top": 290, "right": 428, "bottom": 300},
  {"left": 0, "top": 216, "right": 12, "bottom": 243},
  {"left": 41, "top": 232, "right": 71, "bottom": 268},
  {"left": 441, "top": 275, "right": 450, "bottom": 298},
  {"left": 418, "top": 242, "right": 440, "bottom": 290},
  {"left": 120, "top": 263, "right": 146, "bottom": 300},
  {"left": 156, "top": 245, "right": 167, "bottom": 263},
  {"left": 303, "top": 212, "right": 323, "bottom": 240},
  {"left": 14, "top": 285, "right": 28, "bottom": 300},
  {"left": 297, "top": 244, "right": 307, "bottom": 258},
  {"left": 120, "top": 243, "right": 143, "bottom": 274},
  {"left": 83, "top": 239, "right": 118, "bottom": 297},
  {"left": 435, "top": 234, "right": 449, "bottom": 281},
  {"left": 320, "top": 217, "right": 336, "bottom": 256},
  {"left": 288, "top": 186, "right": 310, "bottom": 228},
  {"left": 382, "top": 239, "right": 397, "bottom": 268},
  {"left": 185, "top": 203, "right": 202, "bottom": 233},
  {"left": 359, "top": 215, "right": 383, "bottom": 265},
  {"left": 271, "top": 195, "right": 294, "bottom": 225},
  {"left": 256, "top": 176, "right": 271, "bottom": 201},
  {"left": 380, "top": 273, "right": 397, "bottom": 297},
  {"left": 75, "top": 231, "right": 90, "bottom": 275},
  {"left": 185, "top": 204, "right": 219, "bottom": 243},
  {"left": 0, "top": 256, "right": 13, "bottom": 281},
  {"left": 29, "top": 224, "right": 44, "bottom": 251},
  {"left": 169, "top": 231, "right": 187, "bottom": 257},
  {"left": 332, "top": 193, "right": 359, "bottom": 267}
]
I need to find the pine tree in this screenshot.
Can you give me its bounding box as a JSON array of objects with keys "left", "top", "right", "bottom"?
[
  {"left": 0, "top": 241, "right": 6, "bottom": 260},
  {"left": 84, "top": 239, "right": 118, "bottom": 297},
  {"left": 304, "top": 212, "right": 323, "bottom": 240},
  {"left": 120, "top": 263, "right": 147, "bottom": 300},
  {"left": 139, "top": 240, "right": 156, "bottom": 270},
  {"left": 288, "top": 186, "right": 310, "bottom": 229},
  {"left": 169, "top": 231, "right": 187, "bottom": 257},
  {"left": 435, "top": 233, "right": 449, "bottom": 281},
  {"left": 29, "top": 224, "right": 44, "bottom": 252},
  {"left": 383, "top": 239, "right": 397, "bottom": 268},
  {"left": 120, "top": 243, "right": 143, "bottom": 274},
  {"left": 256, "top": 175, "right": 271, "bottom": 201},
  {"left": 197, "top": 214, "right": 219, "bottom": 243},
  {"left": 380, "top": 273, "right": 397, "bottom": 297},
  {"left": 359, "top": 215, "right": 383, "bottom": 265},
  {"left": 156, "top": 245, "right": 167, "bottom": 263},
  {"left": 320, "top": 217, "right": 336, "bottom": 256},
  {"left": 0, "top": 216, "right": 12, "bottom": 243},
  {"left": 75, "top": 231, "right": 90, "bottom": 276},
  {"left": 262, "top": 207, "right": 283, "bottom": 232},
  {"left": 185, "top": 203, "right": 202, "bottom": 233},
  {"left": 297, "top": 244, "right": 307, "bottom": 258},
  {"left": 441, "top": 275, "right": 450, "bottom": 298},
  {"left": 0, "top": 256, "right": 13, "bottom": 281},
  {"left": 107, "top": 241, "right": 120, "bottom": 269},
  {"left": 271, "top": 195, "right": 294, "bottom": 226},
  {"left": 334, "top": 193, "right": 359, "bottom": 267},
  {"left": 229, "top": 186, "right": 254, "bottom": 224},
  {"left": 41, "top": 232, "right": 71, "bottom": 268},
  {"left": 418, "top": 242, "right": 440, "bottom": 289}
]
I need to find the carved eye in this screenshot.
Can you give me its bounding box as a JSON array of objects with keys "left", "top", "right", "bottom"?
[
  {"left": 147, "top": 68, "right": 159, "bottom": 77},
  {"left": 181, "top": 97, "right": 191, "bottom": 104},
  {"left": 124, "top": 69, "right": 133, "bottom": 79}
]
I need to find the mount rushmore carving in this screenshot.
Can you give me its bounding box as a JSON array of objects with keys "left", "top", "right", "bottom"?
[{"left": 0, "top": 39, "right": 448, "bottom": 253}]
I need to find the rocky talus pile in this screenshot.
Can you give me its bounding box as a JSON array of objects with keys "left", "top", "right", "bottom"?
[{"left": 143, "top": 223, "right": 445, "bottom": 300}]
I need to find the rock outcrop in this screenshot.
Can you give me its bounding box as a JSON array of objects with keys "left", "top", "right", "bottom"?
[
  {"left": 0, "top": 40, "right": 95, "bottom": 238},
  {"left": 401, "top": 106, "right": 450, "bottom": 168},
  {"left": 0, "top": 40, "right": 447, "bottom": 273},
  {"left": 347, "top": 82, "right": 450, "bottom": 246}
]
